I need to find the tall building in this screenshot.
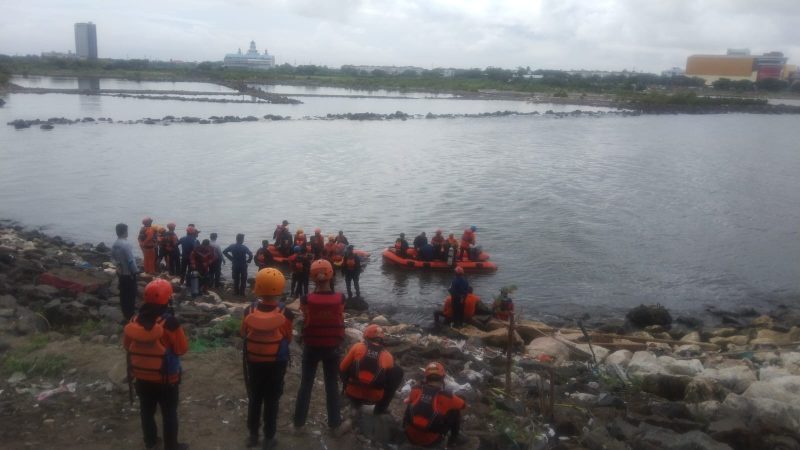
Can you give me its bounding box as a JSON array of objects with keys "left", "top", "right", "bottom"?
[
  {"left": 685, "top": 49, "right": 790, "bottom": 84},
  {"left": 74, "top": 22, "right": 98, "bottom": 60},
  {"left": 223, "top": 41, "right": 275, "bottom": 70}
]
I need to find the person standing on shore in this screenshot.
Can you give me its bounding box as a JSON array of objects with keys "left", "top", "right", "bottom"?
[
  {"left": 178, "top": 226, "right": 199, "bottom": 286},
  {"left": 341, "top": 245, "right": 362, "bottom": 299},
  {"left": 240, "top": 268, "right": 294, "bottom": 449},
  {"left": 111, "top": 223, "right": 138, "bottom": 322},
  {"left": 209, "top": 233, "right": 225, "bottom": 289},
  {"left": 223, "top": 234, "right": 253, "bottom": 296},
  {"left": 293, "top": 259, "right": 346, "bottom": 434},
  {"left": 448, "top": 267, "right": 470, "bottom": 328},
  {"left": 124, "top": 279, "right": 189, "bottom": 450},
  {"left": 288, "top": 245, "right": 310, "bottom": 298},
  {"left": 138, "top": 217, "right": 158, "bottom": 274},
  {"left": 254, "top": 240, "right": 274, "bottom": 271},
  {"left": 162, "top": 223, "right": 180, "bottom": 276},
  {"left": 190, "top": 239, "right": 216, "bottom": 296}
]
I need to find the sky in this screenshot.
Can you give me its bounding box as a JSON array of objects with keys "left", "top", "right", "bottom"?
[{"left": 1, "top": 0, "right": 798, "bottom": 72}]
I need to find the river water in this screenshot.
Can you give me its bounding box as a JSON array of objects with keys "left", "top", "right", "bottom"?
[{"left": 2, "top": 77, "right": 799, "bottom": 324}]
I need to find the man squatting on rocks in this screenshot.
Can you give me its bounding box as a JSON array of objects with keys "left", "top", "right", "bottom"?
[{"left": 124, "top": 279, "right": 189, "bottom": 450}]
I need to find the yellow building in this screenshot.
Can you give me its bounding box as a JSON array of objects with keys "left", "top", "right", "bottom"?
[{"left": 685, "top": 55, "right": 756, "bottom": 83}]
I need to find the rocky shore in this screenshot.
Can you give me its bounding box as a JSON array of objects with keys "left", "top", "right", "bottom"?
[{"left": 1, "top": 222, "right": 799, "bottom": 449}]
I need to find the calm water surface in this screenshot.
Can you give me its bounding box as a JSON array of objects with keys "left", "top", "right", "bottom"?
[{"left": 1, "top": 79, "right": 799, "bottom": 324}]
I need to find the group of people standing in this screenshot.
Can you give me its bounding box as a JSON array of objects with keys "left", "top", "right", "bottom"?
[
  {"left": 121, "top": 257, "right": 466, "bottom": 450},
  {"left": 395, "top": 225, "right": 480, "bottom": 262}
]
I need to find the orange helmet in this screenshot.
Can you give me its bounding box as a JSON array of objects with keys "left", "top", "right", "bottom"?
[
  {"left": 310, "top": 259, "right": 333, "bottom": 282},
  {"left": 253, "top": 268, "right": 285, "bottom": 297},
  {"left": 424, "top": 362, "right": 446, "bottom": 380},
  {"left": 454, "top": 266, "right": 464, "bottom": 275},
  {"left": 167, "top": 222, "right": 176, "bottom": 230},
  {"left": 314, "top": 228, "right": 321, "bottom": 234},
  {"left": 143, "top": 279, "right": 172, "bottom": 305},
  {"left": 142, "top": 216, "right": 153, "bottom": 226},
  {"left": 364, "top": 324, "right": 385, "bottom": 341}
]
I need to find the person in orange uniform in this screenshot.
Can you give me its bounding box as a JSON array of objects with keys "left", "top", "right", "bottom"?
[
  {"left": 294, "top": 228, "right": 307, "bottom": 250},
  {"left": 323, "top": 235, "right": 338, "bottom": 261},
  {"left": 124, "top": 279, "right": 189, "bottom": 450},
  {"left": 288, "top": 245, "right": 310, "bottom": 297},
  {"left": 240, "top": 268, "right": 294, "bottom": 449},
  {"left": 309, "top": 228, "right": 325, "bottom": 260},
  {"left": 138, "top": 217, "right": 158, "bottom": 274},
  {"left": 190, "top": 239, "right": 216, "bottom": 296},
  {"left": 493, "top": 287, "right": 515, "bottom": 321},
  {"left": 459, "top": 225, "right": 477, "bottom": 261},
  {"left": 434, "top": 288, "right": 481, "bottom": 328},
  {"left": 339, "top": 324, "right": 404, "bottom": 415},
  {"left": 403, "top": 362, "right": 466, "bottom": 447},
  {"left": 341, "top": 245, "right": 362, "bottom": 299},
  {"left": 444, "top": 233, "right": 459, "bottom": 264},
  {"left": 430, "top": 229, "right": 445, "bottom": 260},
  {"left": 162, "top": 223, "right": 180, "bottom": 276},
  {"left": 293, "top": 259, "right": 346, "bottom": 433},
  {"left": 254, "top": 240, "right": 274, "bottom": 271}
]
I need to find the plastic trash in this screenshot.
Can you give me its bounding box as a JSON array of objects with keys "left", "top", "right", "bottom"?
[{"left": 36, "top": 381, "right": 77, "bottom": 401}]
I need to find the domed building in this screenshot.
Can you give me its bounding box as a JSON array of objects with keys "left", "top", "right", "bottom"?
[{"left": 223, "top": 41, "right": 275, "bottom": 70}]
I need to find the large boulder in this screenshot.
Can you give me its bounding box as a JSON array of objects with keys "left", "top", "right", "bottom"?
[
  {"left": 525, "top": 336, "right": 571, "bottom": 362},
  {"left": 38, "top": 267, "right": 112, "bottom": 294},
  {"left": 605, "top": 350, "right": 633, "bottom": 368},
  {"left": 641, "top": 373, "right": 692, "bottom": 401},
  {"left": 700, "top": 363, "right": 757, "bottom": 394},
  {"left": 626, "top": 304, "right": 672, "bottom": 329},
  {"left": 633, "top": 423, "right": 732, "bottom": 450}
]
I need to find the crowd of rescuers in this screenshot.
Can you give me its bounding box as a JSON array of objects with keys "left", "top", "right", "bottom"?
[
  {"left": 395, "top": 225, "right": 480, "bottom": 262},
  {"left": 123, "top": 218, "right": 364, "bottom": 307},
  {"left": 117, "top": 238, "right": 472, "bottom": 450}
]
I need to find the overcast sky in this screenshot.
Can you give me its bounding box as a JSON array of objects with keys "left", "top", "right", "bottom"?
[{"left": 2, "top": 0, "right": 798, "bottom": 72}]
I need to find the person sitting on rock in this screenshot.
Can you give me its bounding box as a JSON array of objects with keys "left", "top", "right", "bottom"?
[
  {"left": 434, "top": 287, "right": 480, "bottom": 328},
  {"left": 403, "top": 362, "right": 466, "bottom": 448},
  {"left": 339, "top": 325, "right": 404, "bottom": 418},
  {"left": 493, "top": 286, "right": 516, "bottom": 321}
]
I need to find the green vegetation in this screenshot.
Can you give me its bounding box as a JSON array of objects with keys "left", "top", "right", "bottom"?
[
  {"left": 622, "top": 91, "right": 769, "bottom": 108},
  {"left": 189, "top": 316, "right": 240, "bottom": 353},
  {"left": 75, "top": 319, "right": 102, "bottom": 337},
  {"left": 1, "top": 334, "right": 68, "bottom": 377}
]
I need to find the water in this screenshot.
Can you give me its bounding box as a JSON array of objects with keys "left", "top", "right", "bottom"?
[
  {"left": 11, "top": 75, "right": 237, "bottom": 92},
  {"left": 2, "top": 77, "right": 799, "bottom": 324},
  {"left": 247, "top": 83, "right": 456, "bottom": 98}
]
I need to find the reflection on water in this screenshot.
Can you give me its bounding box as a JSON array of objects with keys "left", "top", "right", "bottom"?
[
  {"left": 11, "top": 75, "right": 237, "bottom": 92},
  {"left": 77, "top": 77, "right": 100, "bottom": 91}
]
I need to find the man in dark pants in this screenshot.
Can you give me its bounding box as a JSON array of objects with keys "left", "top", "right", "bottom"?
[
  {"left": 209, "top": 232, "right": 225, "bottom": 288},
  {"left": 111, "top": 223, "right": 138, "bottom": 322},
  {"left": 448, "top": 266, "right": 470, "bottom": 328},
  {"left": 341, "top": 245, "right": 362, "bottom": 299},
  {"left": 288, "top": 245, "right": 310, "bottom": 297},
  {"left": 241, "top": 268, "right": 294, "bottom": 449},
  {"left": 223, "top": 233, "right": 253, "bottom": 296},
  {"left": 124, "top": 279, "right": 189, "bottom": 450},
  {"left": 178, "top": 225, "right": 199, "bottom": 285},
  {"left": 293, "top": 259, "right": 346, "bottom": 434}
]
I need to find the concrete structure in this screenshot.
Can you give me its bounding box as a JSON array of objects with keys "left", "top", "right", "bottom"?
[
  {"left": 223, "top": 41, "right": 275, "bottom": 70},
  {"left": 686, "top": 49, "right": 790, "bottom": 84},
  {"left": 74, "top": 22, "right": 98, "bottom": 60}
]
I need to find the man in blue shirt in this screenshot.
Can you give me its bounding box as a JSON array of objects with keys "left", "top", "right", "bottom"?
[
  {"left": 178, "top": 225, "right": 199, "bottom": 286},
  {"left": 448, "top": 266, "right": 470, "bottom": 328},
  {"left": 111, "top": 223, "right": 139, "bottom": 322},
  {"left": 223, "top": 233, "right": 253, "bottom": 296}
]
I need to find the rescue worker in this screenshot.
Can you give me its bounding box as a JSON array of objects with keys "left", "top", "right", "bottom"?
[
  {"left": 190, "top": 239, "right": 216, "bottom": 295},
  {"left": 430, "top": 229, "right": 445, "bottom": 260},
  {"left": 138, "top": 217, "right": 158, "bottom": 274},
  {"left": 403, "top": 362, "right": 466, "bottom": 448},
  {"left": 444, "top": 233, "right": 459, "bottom": 264},
  {"left": 413, "top": 232, "right": 428, "bottom": 253},
  {"left": 395, "top": 233, "right": 409, "bottom": 258},
  {"left": 341, "top": 245, "right": 362, "bottom": 299},
  {"left": 273, "top": 220, "right": 292, "bottom": 257},
  {"left": 434, "top": 288, "right": 481, "bottom": 328},
  {"left": 447, "top": 267, "right": 470, "bottom": 328},
  {"left": 493, "top": 287, "right": 516, "bottom": 321},
  {"left": 111, "top": 223, "right": 138, "bottom": 322},
  {"left": 309, "top": 228, "right": 325, "bottom": 260},
  {"left": 178, "top": 226, "right": 199, "bottom": 286},
  {"left": 323, "top": 235, "right": 338, "bottom": 262},
  {"left": 287, "top": 245, "right": 310, "bottom": 297},
  {"left": 209, "top": 232, "right": 225, "bottom": 289},
  {"left": 459, "top": 226, "right": 477, "bottom": 261},
  {"left": 223, "top": 233, "right": 253, "bottom": 297},
  {"left": 241, "top": 268, "right": 294, "bottom": 449},
  {"left": 124, "top": 279, "right": 189, "bottom": 450},
  {"left": 254, "top": 240, "right": 274, "bottom": 271},
  {"left": 162, "top": 223, "right": 180, "bottom": 276},
  {"left": 339, "top": 324, "right": 404, "bottom": 415},
  {"left": 294, "top": 228, "right": 307, "bottom": 249},
  {"left": 154, "top": 225, "right": 166, "bottom": 270},
  {"left": 293, "top": 259, "right": 346, "bottom": 433},
  {"left": 335, "top": 230, "right": 349, "bottom": 246}
]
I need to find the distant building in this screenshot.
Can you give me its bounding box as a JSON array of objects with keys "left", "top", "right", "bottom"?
[
  {"left": 346, "top": 65, "right": 426, "bottom": 75},
  {"left": 685, "top": 49, "right": 790, "bottom": 84},
  {"left": 661, "top": 67, "right": 685, "bottom": 77},
  {"left": 74, "top": 22, "right": 98, "bottom": 60},
  {"left": 223, "top": 41, "right": 275, "bottom": 70}
]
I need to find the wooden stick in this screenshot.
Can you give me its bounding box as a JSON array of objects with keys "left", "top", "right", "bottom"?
[{"left": 505, "top": 313, "right": 515, "bottom": 396}]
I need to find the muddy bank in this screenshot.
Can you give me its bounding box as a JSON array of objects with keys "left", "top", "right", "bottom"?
[{"left": 1, "top": 222, "right": 799, "bottom": 449}]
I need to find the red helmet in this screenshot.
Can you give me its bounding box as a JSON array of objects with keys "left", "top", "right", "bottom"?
[
  {"left": 454, "top": 266, "right": 464, "bottom": 275},
  {"left": 310, "top": 259, "right": 333, "bottom": 282},
  {"left": 435, "top": 229, "right": 443, "bottom": 234},
  {"left": 424, "top": 362, "right": 446, "bottom": 380},
  {"left": 314, "top": 228, "right": 321, "bottom": 234},
  {"left": 167, "top": 222, "right": 176, "bottom": 230},
  {"left": 143, "top": 279, "right": 173, "bottom": 305},
  {"left": 142, "top": 216, "right": 153, "bottom": 226},
  {"left": 364, "top": 324, "right": 385, "bottom": 341}
]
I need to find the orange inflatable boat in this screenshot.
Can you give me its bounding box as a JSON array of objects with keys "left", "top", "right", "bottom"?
[
  {"left": 268, "top": 245, "right": 370, "bottom": 266},
  {"left": 382, "top": 248, "right": 498, "bottom": 272}
]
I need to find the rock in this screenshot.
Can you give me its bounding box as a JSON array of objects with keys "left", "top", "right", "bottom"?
[
  {"left": 345, "top": 296, "right": 369, "bottom": 311},
  {"left": 39, "top": 267, "right": 111, "bottom": 294},
  {"left": 707, "top": 417, "right": 754, "bottom": 449},
  {"left": 684, "top": 377, "right": 728, "bottom": 403},
  {"left": 0, "top": 307, "right": 15, "bottom": 318},
  {"left": 355, "top": 411, "right": 403, "bottom": 444},
  {"left": 91, "top": 335, "right": 107, "bottom": 344},
  {"left": 750, "top": 328, "right": 794, "bottom": 346},
  {"left": 553, "top": 404, "right": 587, "bottom": 436},
  {"left": 641, "top": 373, "right": 692, "bottom": 401},
  {"left": 634, "top": 424, "right": 732, "bottom": 450},
  {"left": 758, "top": 366, "right": 792, "bottom": 382},
  {"left": 568, "top": 392, "right": 598, "bottom": 404},
  {"left": 675, "top": 344, "right": 703, "bottom": 358},
  {"left": 710, "top": 328, "right": 738, "bottom": 338},
  {"left": 606, "top": 417, "right": 639, "bottom": 441},
  {"left": 750, "top": 315, "right": 774, "bottom": 328},
  {"left": 680, "top": 331, "right": 701, "bottom": 343},
  {"left": 627, "top": 304, "right": 672, "bottom": 329},
  {"left": 106, "top": 361, "right": 128, "bottom": 388},
  {"left": 701, "top": 363, "right": 757, "bottom": 394},
  {"left": 628, "top": 351, "right": 662, "bottom": 376},
  {"left": 98, "top": 305, "right": 123, "bottom": 323},
  {"left": 456, "top": 325, "right": 522, "bottom": 349},
  {"left": 345, "top": 327, "right": 363, "bottom": 344},
  {"left": 658, "top": 355, "right": 703, "bottom": 377},
  {"left": 0, "top": 294, "right": 18, "bottom": 308},
  {"left": 688, "top": 400, "right": 721, "bottom": 421},
  {"left": 596, "top": 393, "right": 625, "bottom": 408},
  {"left": 7, "top": 371, "right": 26, "bottom": 384},
  {"left": 781, "top": 352, "right": 800, "bottom": 375},
  {"left": 525, "top": 337, "right": 571, "bottom": 362},
  {"left": 605, "top": 350, "right": 633, "bottom": 368},
  {"left": 582, "top": 425, "right": 628, "bottom": 450},
  {"left": 575, "top": 344, "right": 609, "bottom": 363},
  {"left": 514, "top": 319, "right": 551, "bottom": 342},
  {"left": 371, "top": 315, "right": 390, "bottom": 326}
]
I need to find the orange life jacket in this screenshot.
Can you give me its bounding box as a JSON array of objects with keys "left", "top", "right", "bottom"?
[
  {"left": 404, "top": 385, "right": 466, "bottom": 446},
  {"left": 302, "top": 292, "right": 345, "bottom": 347},
  {"left": 495, "top": 298, "right": 514, "bottom": 321},
  {"left": 345, "top": 256, "right": 357, "bottom": 270},
  {"left": 161, "top": 231, "right": 178, "bottom": 252},
  {"left": 124, "top": 318, "right": 179, "bottom": 384},
  {"left": 243, "top": 308, "right": 286, "bottom": 363},
  {"left": 138, "top": 226, "right": 156, "bottom": 249},
  {"left": 345, "top": 341, "right": 388, "bottom": 402}
]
